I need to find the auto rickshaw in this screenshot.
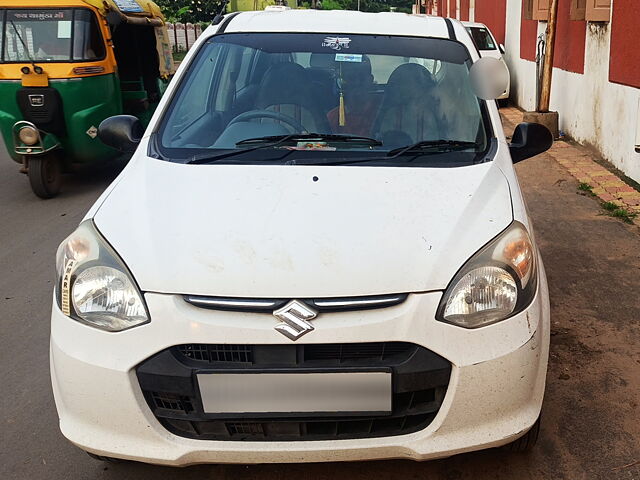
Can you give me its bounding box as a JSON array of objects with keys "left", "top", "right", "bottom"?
[{"left": 0, "top": 0, "right": 175, "bottom": 198}]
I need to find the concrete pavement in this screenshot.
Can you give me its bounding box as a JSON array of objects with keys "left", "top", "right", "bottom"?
[{"left": 1, "top": 126, "right": 639, "bottom": 479}]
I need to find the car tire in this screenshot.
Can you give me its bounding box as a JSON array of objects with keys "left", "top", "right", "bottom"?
[
  {"left": 85, "top": 452, "right": 125, "bottom": 463},
  {"left": 497, "top": 98, "right": 509, "bottom": 109},
  {"left": 28, "top": 154, "right": 62, "bottom": 199},
  {"left": 503, "top": 415, "right": 541, "bottom": 453}
]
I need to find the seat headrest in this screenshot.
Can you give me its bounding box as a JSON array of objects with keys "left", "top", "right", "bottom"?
[
  {"left": 387, "top": 63, "right": 436, "bottom": 90},
  {"left": 382, "top": 63, "right": 437, "bottom": 106},
  {"left": 309, "top": 53, "right": 336, "bottom": 69},
  {"left": 256, "top": 62, "right": 313, "bottom": 109}
]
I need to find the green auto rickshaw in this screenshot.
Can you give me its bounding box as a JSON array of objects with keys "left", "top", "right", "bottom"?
[{"left": 0, "top": 0, "right": 175, "bottom": 198}]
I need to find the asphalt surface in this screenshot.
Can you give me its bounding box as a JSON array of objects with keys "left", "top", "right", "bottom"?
[{"left": 1, "top": 125, "right": 639, "bottom": 480}]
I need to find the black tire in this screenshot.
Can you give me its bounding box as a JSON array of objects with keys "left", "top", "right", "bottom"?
[
  {"left": 28, "top": 155, "right": 62, "bottom": 199},
  {"left": 85, "top": 451, "right": 125, "bottom": 463},
  {"left": 497, "top": 98, "right": 509, "bottom": 109},
  {"left": 503, "top": 416, "right": 541, "bottom": 453}
]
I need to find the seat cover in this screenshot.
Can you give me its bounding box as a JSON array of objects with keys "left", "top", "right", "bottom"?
[
  {"left": 374, "top": 64, "right": 441, "bottom": 145},
  {"left": 255, "top": 62, "right": 331, "bottom": 133}
]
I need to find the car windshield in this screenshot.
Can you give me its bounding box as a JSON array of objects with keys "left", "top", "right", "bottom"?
[
  {"left": 0, "top": 8, "right": 105, "bottom": 62},
  {"left": 466, "top": 27, "right": 496, "bottom": 51},
  {"left": 157, "top": 33, "right": 490, "bottom": 164}
]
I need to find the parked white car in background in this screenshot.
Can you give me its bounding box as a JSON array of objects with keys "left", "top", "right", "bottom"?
[
  {"left": 51, "top": 10, "right": 552, "bottom": 466},
  {"left": 464, "top": 21, "right": 511, "bottom": 105}
]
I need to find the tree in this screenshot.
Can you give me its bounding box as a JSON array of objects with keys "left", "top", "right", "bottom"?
[
  {"left": 321, "top": 0, "right": 414, "bottom": 13},
  {"left": 156, "top": 0, "right": 223, "bottom": 23}
]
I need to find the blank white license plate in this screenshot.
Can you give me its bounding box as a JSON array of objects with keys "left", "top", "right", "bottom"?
[{"left": 197, "top": 372, "right": 392, "bottom": 414}]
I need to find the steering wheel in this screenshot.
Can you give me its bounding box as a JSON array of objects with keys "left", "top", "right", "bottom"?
[{"left": 227, "top": 109, "right": 307, "bottom": 133}]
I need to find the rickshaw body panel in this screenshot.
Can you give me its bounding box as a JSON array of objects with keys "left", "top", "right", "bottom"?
[{"left": 0, "top": 74, "right": 122, "bottom": 165}]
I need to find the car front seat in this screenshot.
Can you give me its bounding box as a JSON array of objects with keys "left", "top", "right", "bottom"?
[
  {"left": 255, "top": 62, "right": 331, "bottom": 133},
  {"left": 373, "top": 63, "right": 441, "bottom": 147}
]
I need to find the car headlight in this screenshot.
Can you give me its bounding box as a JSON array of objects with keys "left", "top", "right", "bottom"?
[
  {"left": 55, "top": 220, "right": 149, "bottom": 332},
  {"left": 437, "top": 221, "right": 537, "bottom": 328}
]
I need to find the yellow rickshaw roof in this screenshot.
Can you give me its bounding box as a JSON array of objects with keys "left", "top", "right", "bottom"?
[
  {"left": 0, "top": 0, "right": 165, "bottom": 20},
  {"left": 83, "top": 0, "right": 165, "bottom": 20}
]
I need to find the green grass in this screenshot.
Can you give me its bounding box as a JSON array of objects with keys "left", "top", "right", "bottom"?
[
  {"left": 172, "top": 50, "right": 187, "bottom": 63},
  {"left": 601, "top": 202, "right": 637, "bottom": 224},
  {"left": 578, "top": 182, "right": 593, "bottom": 193}
]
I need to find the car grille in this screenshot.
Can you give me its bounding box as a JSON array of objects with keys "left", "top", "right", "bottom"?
[
  {"left": 137, "top": 343, "right": 451, "bottom": 441},
  {"left": 177, "top": 344, "right": 254, "bottom": 363},
  {"left": 175, "top": 342, "right": 414, "bottom": 365}
]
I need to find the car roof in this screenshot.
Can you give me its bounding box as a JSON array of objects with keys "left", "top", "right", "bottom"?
[{"left": 212, "top": 10, "right": 452, "bottom": 38}]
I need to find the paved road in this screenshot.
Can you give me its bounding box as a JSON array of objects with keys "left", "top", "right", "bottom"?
[{"left": 1, "top": 128, "right": 639, "bottom": 480}]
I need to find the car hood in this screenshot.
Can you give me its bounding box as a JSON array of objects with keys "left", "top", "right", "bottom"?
[{"left": 93, "top": 159, "right": 513, "bottom": 298}]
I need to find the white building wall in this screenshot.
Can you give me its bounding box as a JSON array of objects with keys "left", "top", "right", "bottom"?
[{"left": 503, "top": 1, "right": 640, "bottom": 181}]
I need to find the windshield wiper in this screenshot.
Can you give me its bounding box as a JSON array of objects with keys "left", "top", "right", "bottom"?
[
  {"left": 236, "top": 133, "right": 382, "bottom": 147},
  {"left": 185, "top": 134, "right": 300, "bottom": 164},
  {"left": 185, "top": 133, "right": 382, "bottom": 165},
  {"left": 288, "top": 140, "right": 480, "bottom": 166},
  {"left": 387, "top": 140, "right": 480, "bottom": 157},
  {"left": 10, "top": 21, "right": 38, "bottom": 68}
]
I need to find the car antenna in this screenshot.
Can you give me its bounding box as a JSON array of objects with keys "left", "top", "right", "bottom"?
[{"left": 212, "top": 0, "right": 230, "bottom": 25}]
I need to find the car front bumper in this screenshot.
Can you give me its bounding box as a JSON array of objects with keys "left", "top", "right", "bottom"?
[{"left": 50, "top": 273, "right": 549, "bottom": 465}]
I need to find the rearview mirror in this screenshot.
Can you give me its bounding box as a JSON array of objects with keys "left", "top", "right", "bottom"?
[
  {"left": 98, "top": 115, "right": 143, "bottom": 153},
  {"left": 509, "top": 122, "right": 553, "bottom": 163}
]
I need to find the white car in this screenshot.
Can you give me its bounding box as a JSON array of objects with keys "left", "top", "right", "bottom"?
[
  {"left": 463, "top": 21, "right": 511, "bottom": 104},
  {"left": 51, "top": 10, "right": 553, "bottom": 466}
]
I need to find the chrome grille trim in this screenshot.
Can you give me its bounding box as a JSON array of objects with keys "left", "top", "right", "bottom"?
[
  {"left": 313, "top": 295, "right": 406, "bottom": 309},
  {"left": 183, "top": 294, "right": 408, "bottom": 313},
  {"left": 184, "top": 296, "right": 281, "bottom": 311}
]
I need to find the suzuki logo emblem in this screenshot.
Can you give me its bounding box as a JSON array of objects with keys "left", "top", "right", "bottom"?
[{"left": 273, "top": 300, "right": 317, "bottom": 341}]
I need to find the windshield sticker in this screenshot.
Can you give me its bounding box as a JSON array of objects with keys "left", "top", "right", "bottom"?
[
  {"left": 57, "top": 21, "right": 71, "bottom": 39},
  {"left": 322, "top": 37, "right": 351, "bottom": 51},
  {"left": 9, "top": 10, "right": 68, "bottom": 21},
  {"left": 335, "top": 53, "right": 362, "bottom": 63}
]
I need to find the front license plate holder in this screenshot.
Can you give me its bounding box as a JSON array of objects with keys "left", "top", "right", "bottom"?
[{"left": 197, "top": 371, "right": 392, "bottom": 416}]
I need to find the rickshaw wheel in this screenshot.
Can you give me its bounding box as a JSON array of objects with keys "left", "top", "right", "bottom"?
[{"left": 28, "top": 154, "right": 62, "bottom": 199}]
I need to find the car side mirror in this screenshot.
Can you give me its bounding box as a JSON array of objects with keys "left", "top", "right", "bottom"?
[
  {"left": 499, "top": 44, "right": 505, "bottom": 54},
  {"left": 509, "top": 122, "right": 553, "bottom": 163},
  {"left": 98, "top": 115, "right": 143, "bottom": 153}
]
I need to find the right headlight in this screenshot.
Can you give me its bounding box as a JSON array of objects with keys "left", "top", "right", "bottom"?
[
  {"left": 55, "top": 220, "right": 149, "bottom": 332},
  {"left": 437, "top": 221, "right": 537, "bottom": 329}
]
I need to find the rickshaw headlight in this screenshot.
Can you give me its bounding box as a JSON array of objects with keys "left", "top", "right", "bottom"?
[
  {"left": 55, "top": 221, "right": 150, "bottom": 332},
  {"left": 18, "top": 126, "right": 39, "bottom": 146}
]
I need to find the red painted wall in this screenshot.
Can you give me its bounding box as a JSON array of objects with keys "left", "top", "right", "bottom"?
[
  {"left": 460, "top": 0, "right": 470, "bottom": 21},
  {"left": 520, "top": 0, "right": 538, "bottom": 61},
  {"left": 474, "top": 0, "right": 507, "bottom": 45},
  {"left": 440, "top": 0, "right": 448, "bottom": 17},
  {"left": 609, "top": 0, "right": 640, "bottom": 88},
  {"left": 552, "top": 0, "right": 586, "bottom": 74}
]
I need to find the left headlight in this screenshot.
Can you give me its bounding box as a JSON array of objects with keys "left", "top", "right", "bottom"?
[
  {"left": 55, "top": 220, "right": 149, "bottom": 332},
  {"left": 437, "top": 221, "right": 537, "bottom": 329}
]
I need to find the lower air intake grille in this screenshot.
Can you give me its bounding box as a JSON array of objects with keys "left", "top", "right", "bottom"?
[
  {"left": 177, "top": 344, "right": 253, "bottom": 363},
  {"left": 137, "top": 343, "right": 451, "bottom": 441},
  {"left": 174, "top": 342, "right": 415, "bottom": 366}
]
